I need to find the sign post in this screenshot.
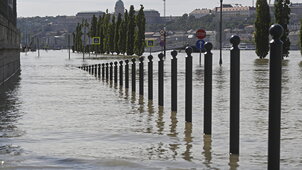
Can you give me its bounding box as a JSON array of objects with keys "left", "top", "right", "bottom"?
[
  {"left": 196, "top": 39, "right": 205, "bottom": 65},
  {"left": 160, "top": 29, "right": 166, "bottom": 58},
  {"left": 92, "top": 37, "right": 101, "bottom": 57},
  {"left": 146, "top": 39, "right": 155, "bottom": 56},
  {"left": 196, "top": 29, "right": 206, "bottom": 65}
]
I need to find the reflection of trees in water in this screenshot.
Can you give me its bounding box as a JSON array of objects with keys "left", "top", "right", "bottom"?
[
  {"left": 145, "top": 101, "right": 154, "bottom": 134},
  {"left": 299, "top": 61, "right": 302, "bottom": 68},
  {"left": 253, "top": 59, "right": 269, "bottom": 112},
  {"left": 182, "top": 122, "right": 193, "bottom": 162},
  {"left": 194, "top": 65, "right": 204, "bottom": 82},
  {"left": 214, "top": 66, "right": 227, "bottom": 113},
  {"left": 282, "top": 60, "right": 290, "bottom": 86}
]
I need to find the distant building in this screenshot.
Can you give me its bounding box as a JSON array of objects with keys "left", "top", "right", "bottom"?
[
  {"left": 214, "top": 4, "right": 256, "bottom": 17},
  {"left": 76, "top": 11, "right": 105, "bottom": 19},
  {"left": 290, "top": 3, "right": 302, "bottom": 17},
  {"left": 189, "top": 8, "right": 212, "bottom": 18},
  {"left": 144, "top": 10, "right": 162, "bottom": 24},
  {"left": 115, "top": 0, "right": 125, "bottom": 18},
  {"left": 161, "top": 16, "right": 182, "bottom": 23}
]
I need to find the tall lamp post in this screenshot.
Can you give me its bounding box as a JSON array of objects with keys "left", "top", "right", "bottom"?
[
  {"left": 219, "top": 0, "right": 223, "bottom": 66},
  {"left": 163, "top": 0, "right": 166, "bottom": 58}
]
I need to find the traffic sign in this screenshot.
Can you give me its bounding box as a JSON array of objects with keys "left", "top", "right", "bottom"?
[
  {"left": 160, "top": 30, "right": 165, "bottom": 35},
  {"left": 146, "top": 39, "right": 155, "bottom": 47},
  {"left": 196, "top": 29, "right": 206, "bottom": 39},
  {"left": 160, "top": 40, "right": 165, "bottom": 47},
  {"left": 92, "top": 37, "right": 101, "bottom": 45},
  {"left": 196, "top": 40, "right": 205, "bottom": 50}
]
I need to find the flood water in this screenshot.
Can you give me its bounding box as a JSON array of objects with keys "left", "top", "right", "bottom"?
[{"left": 0, "top": 50, "right": 302, "bottom": 169}]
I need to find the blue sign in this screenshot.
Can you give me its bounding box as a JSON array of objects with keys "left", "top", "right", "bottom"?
[{"left": 196, "top": 40, "right": 205, "bottom": 50}]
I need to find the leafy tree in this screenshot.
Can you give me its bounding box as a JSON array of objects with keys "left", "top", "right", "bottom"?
[
  {"left": 134, "top": 5, "right": 146, "bottom": 56},
  {"left": 96, "top": 15, "right": 104, "bottom": 53},
  {"left": 300, "top": 19, "right": 302, "bottom": 55},
  {"left": 118, "top": 10, "right": 128, "bottom": 55},
  {"left": 255, "top": 0, "right": 271, "bottom": 59},
  {"left": 103, "top": 10, "right": 111, "bottom": 54},
  {"left": 90, "top": 15, "right": 98, "bottom": 53},
  {"left": 100, "top": 14, "right": 107, "bottom": 54},
  {"left": 109, "top": 15, "right": 116, "bottom": 54},
  {"left": 74, "top": 23, "right": 83, "bottom": 52},
  {"left": 275, "top": 0, "right": 291, "bottom": 57},
  {"left": 126, "top": 5, "right": 135, "bottom": 56},
  {"left": 115, "top": 13, "right": 122, "bottom": 55}
]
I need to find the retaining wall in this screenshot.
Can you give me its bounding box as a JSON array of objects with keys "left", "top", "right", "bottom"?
[{"left": 0, "top": 14, "right": 20, "bottom": 85}]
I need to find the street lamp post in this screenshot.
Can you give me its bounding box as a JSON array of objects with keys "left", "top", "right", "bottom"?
[
  {"left": 219, "top": 0, "right": 223, "bottom": 66},
  {"left": 163, "top": 0, "right": 166, "bottom": 58}
]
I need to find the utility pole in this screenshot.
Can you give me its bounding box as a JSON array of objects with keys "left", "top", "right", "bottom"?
[{"left": 219, "top": 0, "right": 223, "bottom": 66}]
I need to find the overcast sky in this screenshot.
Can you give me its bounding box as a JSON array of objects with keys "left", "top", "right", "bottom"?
[{"left": 17, "top": 0, "right": 301, "bottom": 17}]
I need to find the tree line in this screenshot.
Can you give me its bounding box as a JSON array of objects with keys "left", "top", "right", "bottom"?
[
  {"left": 73, "top": 5, "right": 146, "bottom": 56},
  {"left": 255, "top": 0, "right": 291, "bottom": 58}
]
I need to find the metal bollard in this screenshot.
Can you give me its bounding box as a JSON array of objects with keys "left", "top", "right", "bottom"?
[
  {"left": 139, "top": 57, "right": 144, "bottom": 96},
  {"left": 230, "top": 35, "right": 240, "bottom": 155},
  {"left": 171, "top": 50, "right": 178, "bottom": 112},
  {"left": 95, "top": 64, "right": 98, "bottom": 76},
  {"left": 158, "top": 53, "right": 164, "bottom": 106},
  {"left": 88, "top": 65, "right": 91, "bottom": 74},
  {"left": 119, "top": 61, "right": 123, "bottom": 86},
  {"left": 91, "top": 65, "right": 94, "bottom": 75},
  {"left": 110, "top": 62, "right": 113, "bottom": 81},
  {"left": 114, "top": 61, "right": 118, "bottom": 84},
  {"left": 125, "top": 60, "right": 129, "bottom": 89},
  {"left": 106, "top": 63, "right": 109, "bottom": 81},
  {"left": 268, "top": 24, "right": 283, "bottom": 170},
  {"left": 148, "top": 55, "right": 153, "bottom": 101},
  {"left": 98, "top": 64, "right": 101, "bottom": 78},
  {"left": 204, "top": 42, "right": 213, "bottom": 135},
  {"left": 131, "top": 58, "right": 136, "bottom": 92},
  {"left": 185, "top": 47, "right": 193, "bottom": 123},
  {"left": 102, "top": 63, "right": 105, "bottom": 80}
]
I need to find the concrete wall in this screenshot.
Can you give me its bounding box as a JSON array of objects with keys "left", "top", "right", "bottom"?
[{"left": 0, "top": 14, "right": 20, "bottom": 85}]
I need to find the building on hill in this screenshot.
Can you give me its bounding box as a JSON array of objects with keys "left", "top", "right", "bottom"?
[
  {"left": 290, "top": 3, "right": 302, "bottom": 17},
  {"left": 76, "top": 11, "right": 105, "bottom": 19},
  {"left": 115, "top": 0, "right": 125, "bottom": 17},
  {"left": 214, "top": 4, "right": 256, "bottom": 17},
  {"left": 144, "top": 10, "right": 162, "bottom": 24},
  {"left": 189, "top": 8, "right": 212, "bottom": 18}
]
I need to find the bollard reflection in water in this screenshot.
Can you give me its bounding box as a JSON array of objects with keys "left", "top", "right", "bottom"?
[
  {"left": 202, "top": 134, "right": 212, "bottom": 168},
  {"left": 182, "top": 122, "right": 193, "bottom": 162},
  {"left": 229, "top": 154, "right": 240, "bottom": 170},
  {"left": 156, "top": 106, "right": 165, "bottom": 135},
  {"left": 168, "top": 111, "right": 179, "bottom": 160},
  {"left": 145, "top": 101, "right": 155, "bottom": 134}
]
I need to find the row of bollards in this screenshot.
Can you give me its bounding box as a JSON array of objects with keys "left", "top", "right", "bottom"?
[{"left": 78, "top": 24, "right": 283, "bottom": 170}]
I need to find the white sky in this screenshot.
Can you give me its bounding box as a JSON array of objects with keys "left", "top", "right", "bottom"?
[{"left": 17, "top": 0, "right": 301, "bottom": 17}]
